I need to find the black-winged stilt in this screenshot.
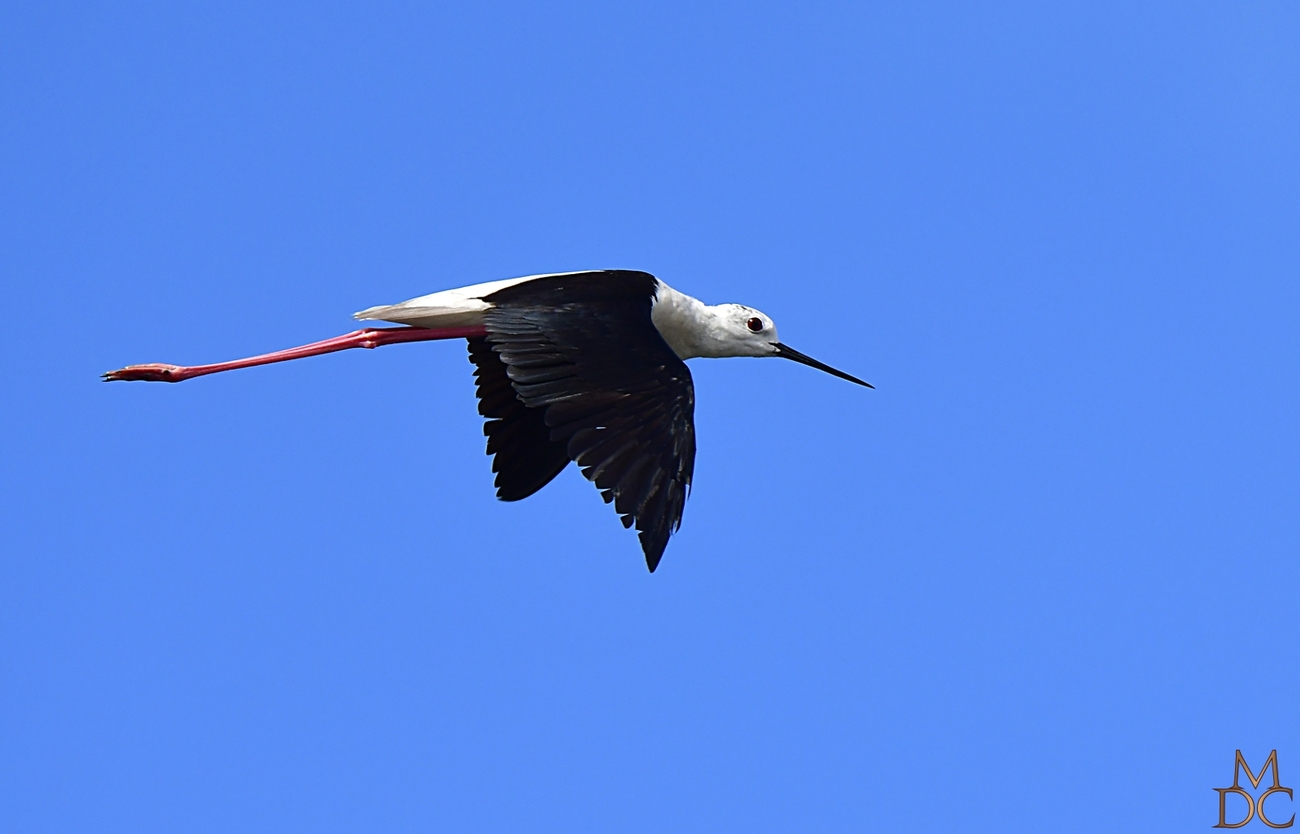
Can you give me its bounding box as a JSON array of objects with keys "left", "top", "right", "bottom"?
[{"left": 105, "top": 270, "right": 872, "bottom": 571}]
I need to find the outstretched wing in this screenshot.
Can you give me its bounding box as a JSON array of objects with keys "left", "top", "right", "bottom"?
[{"left": 478, "top": 270, "right": 696, "bottom": 572}]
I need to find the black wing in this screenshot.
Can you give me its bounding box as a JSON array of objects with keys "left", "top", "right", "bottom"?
[
  {"left": 477, "top": 270, "right": 696, "bottom": 572},
  {"left": 468, "top": 336, "right": 572, "bottom": 502}
]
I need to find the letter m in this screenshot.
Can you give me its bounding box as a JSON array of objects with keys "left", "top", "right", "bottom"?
[{"left": 1234, "top": 750, "right": 1283, "bottom": 790}]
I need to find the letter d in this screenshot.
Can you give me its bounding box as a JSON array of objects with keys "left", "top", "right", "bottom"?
[{"left": 1216, "top": 788, "right": 1255, "bottom": 828}]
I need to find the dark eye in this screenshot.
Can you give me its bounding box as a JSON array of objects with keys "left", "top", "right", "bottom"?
[{"left": 747, "top": 317, "right": 764, "bottom": 333}]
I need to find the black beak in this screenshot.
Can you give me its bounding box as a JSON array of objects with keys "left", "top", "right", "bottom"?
[{"left": 774, "top": 343, "right": 874, "bottom": 388}]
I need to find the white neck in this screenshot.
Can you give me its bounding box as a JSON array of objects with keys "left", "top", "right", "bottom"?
[{"left": 651, "top": 283, "right": 735, "bottom": 360}]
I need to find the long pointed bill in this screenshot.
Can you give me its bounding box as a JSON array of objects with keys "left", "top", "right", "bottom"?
[{"left": 774, "top": 343, "right": 874, "bottom": 388}]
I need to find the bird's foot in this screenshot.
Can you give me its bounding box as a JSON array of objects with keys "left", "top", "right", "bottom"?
[{"left": 102, "top": 363, "right": 187, "bottom": 382}]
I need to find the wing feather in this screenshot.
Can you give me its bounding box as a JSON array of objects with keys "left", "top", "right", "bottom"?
[{"left": 467, "top": 337, "right": 571, "bottom": 502}]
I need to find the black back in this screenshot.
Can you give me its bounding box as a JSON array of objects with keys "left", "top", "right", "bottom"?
[{"left": 465, "top": 270, "right": 696, "bottom": 571}]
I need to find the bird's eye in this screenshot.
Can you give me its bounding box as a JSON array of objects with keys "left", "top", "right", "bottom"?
[{"left": 747, "top": 317, "right": 764, "bottom": 333}]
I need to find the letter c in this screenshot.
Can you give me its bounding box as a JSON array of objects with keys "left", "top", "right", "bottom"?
[{"left": 1259, "top": 787, "right": 1295, "bottom": 829}]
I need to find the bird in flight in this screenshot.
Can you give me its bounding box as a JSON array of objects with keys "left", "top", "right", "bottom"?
[{"left": 105, "top": 270, "right": 872, "bottom": 571}]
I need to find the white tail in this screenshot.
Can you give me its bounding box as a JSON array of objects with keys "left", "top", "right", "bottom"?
[{"left": 352, "top": 273, "right": 578, "bottom": 329}]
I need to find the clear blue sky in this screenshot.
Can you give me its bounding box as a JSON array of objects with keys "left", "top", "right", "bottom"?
[{"left": 2, "top": 2, "right": 1297, "bottom": 831}]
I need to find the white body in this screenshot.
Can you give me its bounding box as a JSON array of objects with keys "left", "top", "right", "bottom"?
[{"left": 355, "top": 272, "right": 781, "bottom": 361}]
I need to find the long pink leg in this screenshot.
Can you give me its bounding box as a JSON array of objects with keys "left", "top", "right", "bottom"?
[{"left": 102, "top": 325, "right": 489, "bottom": 383}]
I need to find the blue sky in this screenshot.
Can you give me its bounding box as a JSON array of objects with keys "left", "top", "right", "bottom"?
[{"left": 2, "top": 2, "right": 1297, "bottom": 831}]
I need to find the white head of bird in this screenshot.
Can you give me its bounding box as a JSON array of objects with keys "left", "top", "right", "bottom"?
[
  {"left": 676, "top": 303, "right": 779, "bottom": 359},
  {"left": 650, "top": 289, "right": 872, "bottom": 386}
]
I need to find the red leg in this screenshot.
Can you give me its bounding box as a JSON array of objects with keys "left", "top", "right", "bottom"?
[{"left": 102, "top": 325, "right": 489, "bottom": 383}]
